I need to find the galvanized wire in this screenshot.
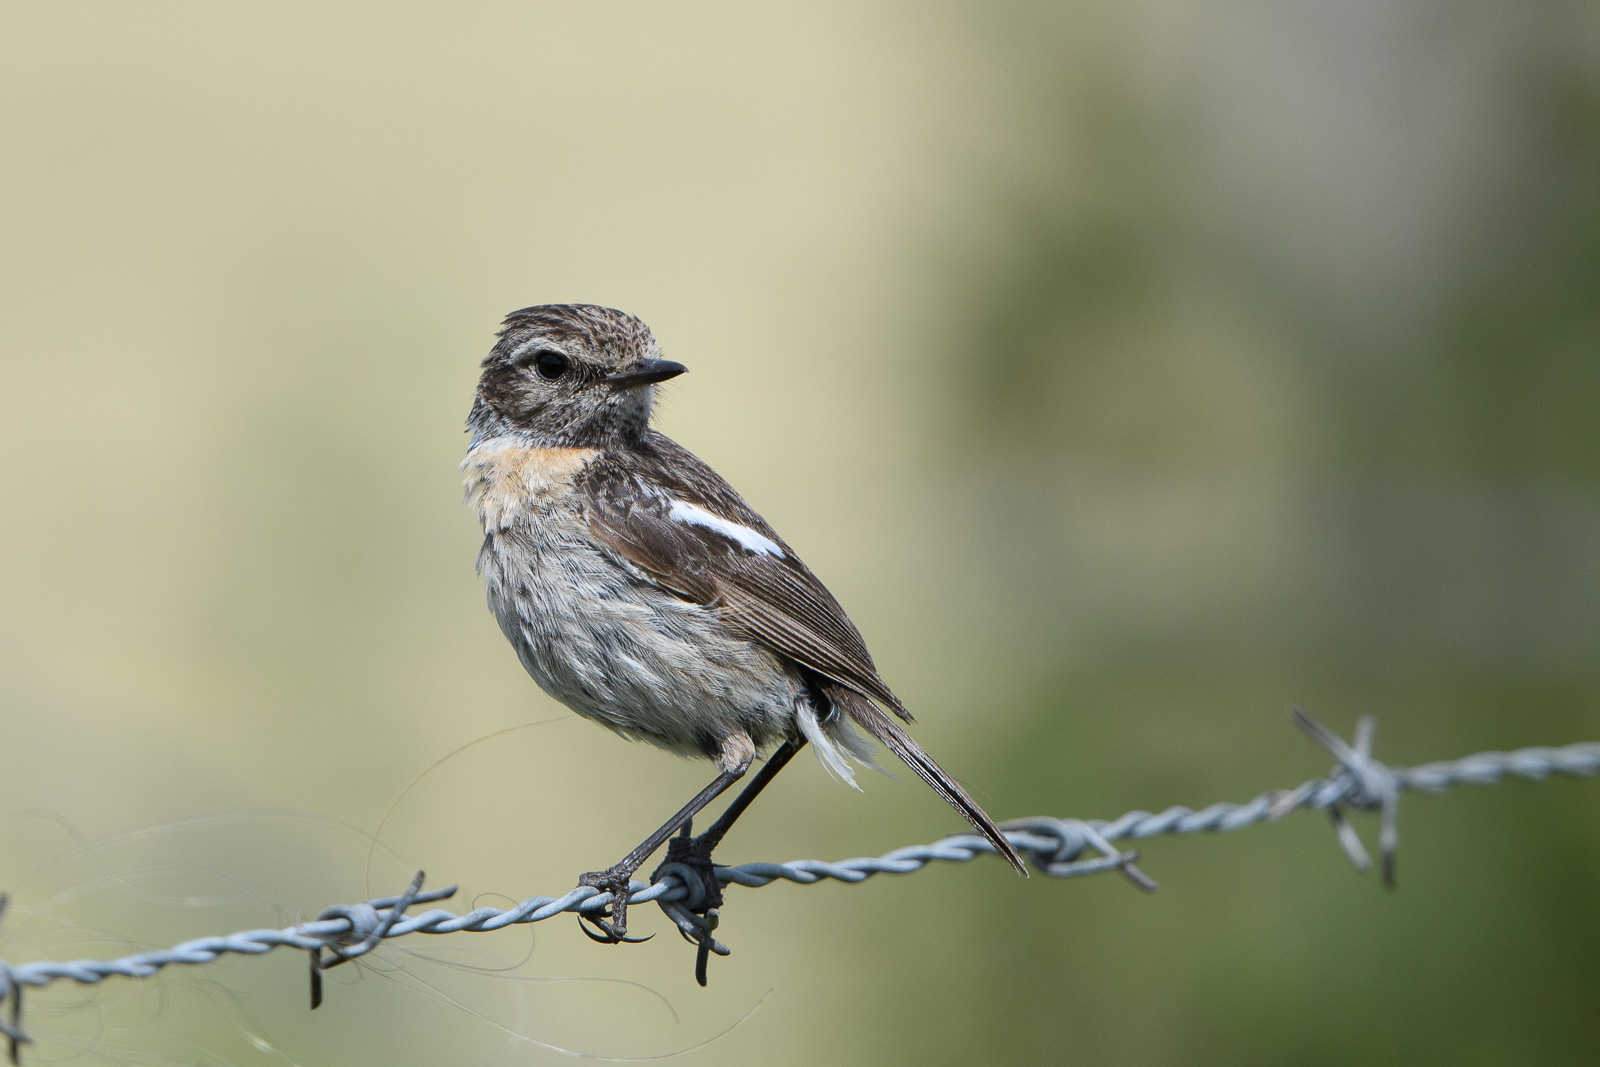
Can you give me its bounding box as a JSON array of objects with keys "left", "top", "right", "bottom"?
[{"left": 1, "top": 711, "right": 1598, "bottom": 1062}]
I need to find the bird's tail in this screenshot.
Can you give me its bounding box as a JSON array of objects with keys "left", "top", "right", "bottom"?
[{"left": 825, "top": 683, "right": 1028, "bottom": 876}]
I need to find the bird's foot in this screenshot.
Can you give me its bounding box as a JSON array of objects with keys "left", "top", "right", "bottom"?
[
  {"left": 576, "top": 866, "right": 652, "bottom": 944},
  {"left": 651, "top": 822, "right": 729, "bottom": 986}
]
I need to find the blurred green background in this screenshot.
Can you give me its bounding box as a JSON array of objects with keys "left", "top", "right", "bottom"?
[{"left": 2, "top": 2, "right": 1598, "bottom": 1064}]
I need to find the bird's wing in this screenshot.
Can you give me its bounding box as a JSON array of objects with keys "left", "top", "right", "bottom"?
[
  {"left": 578, "top": 432, "right": 912, "bottom": 720},
  {"left": 580, "top": 432, "right": 1029, "bottom": 876}
]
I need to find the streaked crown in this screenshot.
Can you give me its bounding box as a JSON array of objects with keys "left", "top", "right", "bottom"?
[{"left": 468, "top": 304, "right": 686, "bottom": 447}]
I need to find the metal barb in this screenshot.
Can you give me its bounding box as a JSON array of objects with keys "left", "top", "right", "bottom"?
[
  {"left": 4, "top": 981, "right": 20, "bottom": 1067},
  {"left": 1115, "top": 851, "right": 1161, "bottom": 893},
  {"left": 0, "top": 896, "right": 31, "bottom": 1066},
  {"left": 694, "top": 909, "right": 718, "bottom": 987},
  {"left": 1291, "top": 709, "right": 1399, "bottom": 888},
  {"left": 650, "top": 822, "right": 731, "bottom": 984},
  {"left": 309, "top": 871, "right": 427, "bottom": 1009},
  {"left": 999, "top": 817, "right": 1159, "bottom": 891}
]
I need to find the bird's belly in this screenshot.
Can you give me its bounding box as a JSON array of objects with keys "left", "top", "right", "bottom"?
[{"left": 478, "top": 524, "right": 798, "bottom": 758}]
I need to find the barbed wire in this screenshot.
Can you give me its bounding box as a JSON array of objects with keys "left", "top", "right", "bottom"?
[{"left": 2, "top": 709, "right": 1598, "bottom": 1063}]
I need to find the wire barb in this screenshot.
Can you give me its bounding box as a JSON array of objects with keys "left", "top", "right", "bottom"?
[
  {"left": 0, "top": 896, "right": 32, "bottom": 1066},
  {"left": 651, "top": 821, "right": 731, "bottom": 985},
  {"left": 0, "top": 717, "right": 1596, "bottom": 1050},
  {"left": 309, "top": 871, "right": 428, "bottom": 1010},
  {"left": 1000, "top": 817, "right": 1160, "bottom": 890},
  {"left": 1290, "top": 709, "right": 1401, "bottom": 887}
]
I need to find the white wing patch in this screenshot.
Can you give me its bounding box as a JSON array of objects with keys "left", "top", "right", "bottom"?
[{"left": 667, "top": 498, "right": 785, "bottom": 557}]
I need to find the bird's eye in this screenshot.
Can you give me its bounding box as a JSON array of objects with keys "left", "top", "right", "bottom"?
[{"left": 533, "top": 351, "right": 569, "bottom": 381}]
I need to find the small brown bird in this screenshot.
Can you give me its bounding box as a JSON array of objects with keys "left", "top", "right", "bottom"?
[{"left": 464, "top": 304, "right": 1025, "bottom": 944}]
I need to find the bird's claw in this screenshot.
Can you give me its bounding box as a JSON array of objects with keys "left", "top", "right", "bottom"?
[
  {"left": 577, "top": 867, "right": 650, "bottom": 944},
  {"left": 577, "top": 913, "right": 653, "bottom": 944}
]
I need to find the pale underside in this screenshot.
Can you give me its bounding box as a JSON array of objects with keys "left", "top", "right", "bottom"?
[{"left": 464, "top": 437, "right": 876, "bottom": 783}]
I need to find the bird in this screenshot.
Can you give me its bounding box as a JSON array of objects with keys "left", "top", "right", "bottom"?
[{"left": 463, "top": 303, "right": 1027, "bottom": 945}]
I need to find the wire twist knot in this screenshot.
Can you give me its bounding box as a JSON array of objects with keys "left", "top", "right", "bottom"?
[
  {"left": 1001, "top": 818, "right": 1159, "bottom": 891},
  {"left": 315, "top": 902, "right": 384, "bottom": 953},
  {"left": 653, "top": 862, "right": 712, "bottom": 913},
  {"left": 1292, "top": 710, "right": 1400, "bottom": 887},
  {"left": 651, "top": 835, "right": 731, "bottom": 986},
  {"left": 307, "top": 871, "right": 426, "bottom": 1009}
]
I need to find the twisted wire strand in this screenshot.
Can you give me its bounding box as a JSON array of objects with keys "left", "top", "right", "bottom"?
[{"left": 2, "top": 716, "right": 1597, "bottom": 1008}]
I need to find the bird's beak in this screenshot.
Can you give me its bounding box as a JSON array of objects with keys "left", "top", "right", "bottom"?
[{"left": 602, "top": 359, "right": 688, "bottom": 389}]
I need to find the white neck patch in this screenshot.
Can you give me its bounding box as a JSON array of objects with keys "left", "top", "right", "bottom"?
[{"left": 668, "top": 499, "right": 784, "bottom": 557}]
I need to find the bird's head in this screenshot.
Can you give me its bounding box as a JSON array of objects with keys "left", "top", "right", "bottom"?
[{"left": 468, "top": 304, "right": 687, "bottom": 447}]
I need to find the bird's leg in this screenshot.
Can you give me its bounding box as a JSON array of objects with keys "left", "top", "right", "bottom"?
[
  {"left": 652, "top": 738, "right": 806, "bottom": 984},
  {"left": 578, "top": 733, "right": 754, "bottom": 943},
  {"left": 691, "top": 736, "right": 806, "bottom": 858}
]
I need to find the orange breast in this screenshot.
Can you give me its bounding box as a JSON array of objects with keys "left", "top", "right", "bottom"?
[{"left": 462, "top": 439, "right": 599, "bottom": 531}]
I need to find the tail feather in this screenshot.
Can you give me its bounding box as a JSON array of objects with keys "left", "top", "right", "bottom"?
[{"left": 826, "top": 683, "right": 1028, "bottom": 876}]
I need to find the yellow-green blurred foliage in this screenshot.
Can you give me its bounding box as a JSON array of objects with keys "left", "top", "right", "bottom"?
[{"left": 2, "top": 2, "right": 1598, "bottom": 1064}]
